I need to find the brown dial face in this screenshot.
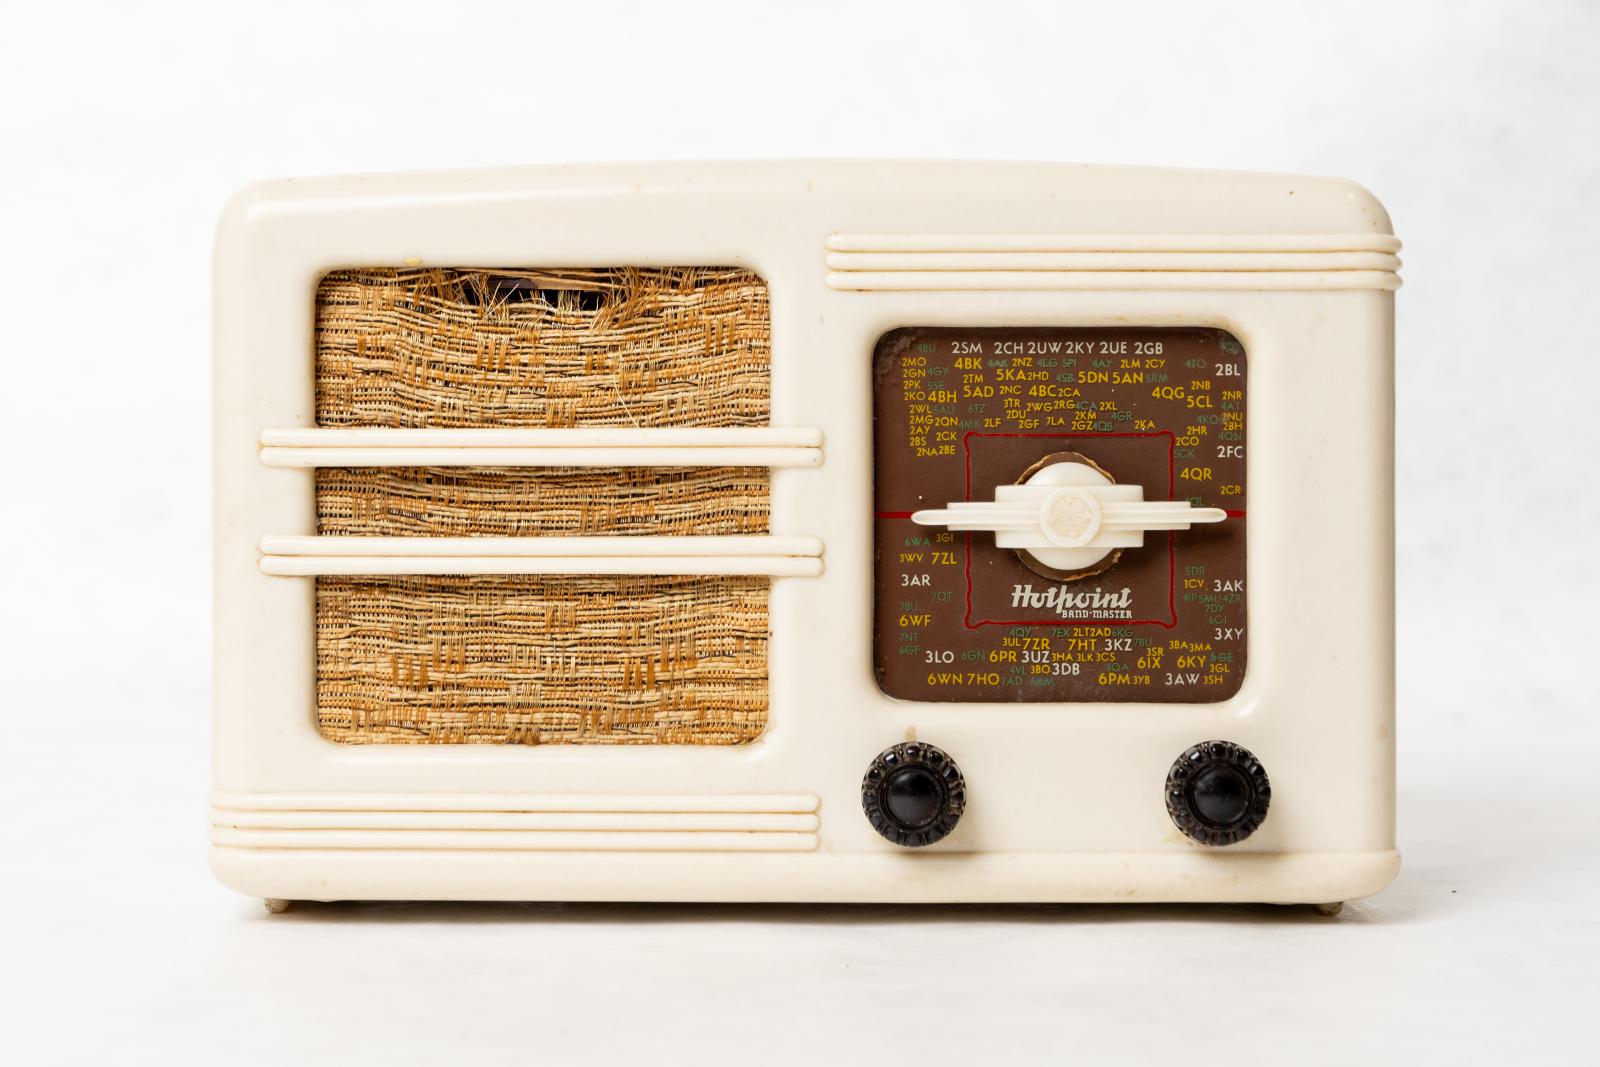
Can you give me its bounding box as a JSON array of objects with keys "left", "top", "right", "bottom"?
[{"left": 872, "top": 327, "right": 1248, "bottom": 704}]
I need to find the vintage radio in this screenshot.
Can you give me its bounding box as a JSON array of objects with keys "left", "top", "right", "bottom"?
[{"left": 212, "top": 161, "right": 1399, "bottom": 909}]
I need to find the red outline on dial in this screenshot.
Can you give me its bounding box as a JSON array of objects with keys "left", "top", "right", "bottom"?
[{"left": 959, "top": 431, "right": 1177, "bottom": 630}]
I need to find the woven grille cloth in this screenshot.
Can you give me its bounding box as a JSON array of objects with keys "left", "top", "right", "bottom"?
[{"left": 313, "top": 267, "right": 772, "bottom": 745}]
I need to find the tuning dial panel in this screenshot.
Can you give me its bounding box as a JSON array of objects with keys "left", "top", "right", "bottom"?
[{"left": 872, "top": 327, "right": 1248, "bottom": 704}]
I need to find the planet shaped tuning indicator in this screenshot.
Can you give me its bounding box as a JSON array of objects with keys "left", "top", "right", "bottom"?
[{"left": 910, "top": 459, "right": 1228, "bottom": 574}]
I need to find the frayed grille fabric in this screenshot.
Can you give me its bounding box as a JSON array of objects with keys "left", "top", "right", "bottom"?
[{"left": 313, "top": 267, "right": 773, "bottom": 745}]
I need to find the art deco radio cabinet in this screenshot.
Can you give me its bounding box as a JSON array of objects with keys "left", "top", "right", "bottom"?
[{"left": 212, "top": 161, "right": 1399, "bottom": 908}]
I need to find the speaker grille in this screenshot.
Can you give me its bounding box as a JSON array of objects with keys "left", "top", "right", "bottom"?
[
  {"left": 316, "top": 466, "right": 770, "bottom": 538},
  {"left": 314, "top": 267, "right": 770, "bottom": 428},
  {"left": 316, "top": 575, "right": 769, "bottom": 745},
  {"left": 312, "top": 267, "right": 773, "bottom": 745}
]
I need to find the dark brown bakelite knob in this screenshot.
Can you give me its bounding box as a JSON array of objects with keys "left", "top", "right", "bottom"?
[
  {"left": 862, "top": 742, "right": 966, "bottom": 847},
  {"left": 1166, "top": 740, "right": 1271, "bottom": 846}
]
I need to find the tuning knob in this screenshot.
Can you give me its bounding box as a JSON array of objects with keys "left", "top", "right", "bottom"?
[
  {"left": 861, "top": 742, "right": 966, "bottom": 847},
  {"left": 1165, "top": 740, "right": 1271, "bottom": 846},
  {"left": 911, "top": 459, "right": 1226, "bottom": 574}
]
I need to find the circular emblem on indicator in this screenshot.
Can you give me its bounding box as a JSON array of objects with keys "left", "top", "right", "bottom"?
[
  {"left": 1041, "top": 488, "right": 1102, "bottom": 547},
  {"left": 861, "top": 742, "right": 966, "bottom": 847},
  {"left": 1012, "top": 451, "right": 1124, "bottom": 582},
  {"left": 1165, "top": 740, "right": 1271, "bottom": 846}
]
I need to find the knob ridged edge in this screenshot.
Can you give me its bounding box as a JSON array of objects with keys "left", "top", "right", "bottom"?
[
  {"left": 861, "top": 742, "right": 966, "bottom": 847},
  {"left": 1165, "top": 740, "right": 1271, "bottom": 846}
]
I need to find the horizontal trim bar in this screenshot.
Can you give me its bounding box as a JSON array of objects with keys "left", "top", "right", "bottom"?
[
  {"left": 261, "top": 446, "right": 821, "bottom": 468},
  {"left": 259, "top": 535, "right": 823, "bottom": 576},
  {"left": 826, "top": 270, "right": 1401, "bottom": 292},
  {"left": 826, "top": 251, "right": 1400, "bottom": 272},
  {"left": 827, "top": 232, "right": 1402, "bottom": 253},
  {"left": 210, "top": 828, "right": 820, "bottom": 852},
  {"left": 260, "top": 555, "right": 823, "bottom": 577},
  {"left": 261, "top": 427, "right": 823, "bottom": 448},
  {"left": 210, "top": 793, "right": 821, "bottom": 814},
  {"left": 260, "top": 427, "right": 824, "bottom": 468},
  {"left": 260, "top": 535, "right": 822, "bottom": 558},
  {"left": 214, "top": 810, "right": 820, "bottom": 833}
]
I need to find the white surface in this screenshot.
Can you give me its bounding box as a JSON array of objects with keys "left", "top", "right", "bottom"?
[{"left": 1, "top": 0, "right": 1596, "bottom": 1062}]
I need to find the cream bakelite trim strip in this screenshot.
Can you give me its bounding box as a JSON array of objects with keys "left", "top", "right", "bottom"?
[
  {"left": 826, "top": 269, "right": 1401, "bottom": 292},
  {"left": 210, "top": 793, "right": 827, "bottom": 851},
  {"left": 262, "top": 557, "right": 822, "bottom": 576},
  {"left": 259, "top": 427, "right": 824, "bottom": 468},
  {"left": 264, "top": 448, "right": 820, "bottom": 468},
  {"left": 262, "top": 428, "right": 824, "bottom": 447},
  {"left": 210, "top": 828, "right": 820, "bottom": 852},
  {"left": 261, "top": 535, "right": 822, "bottom": 557},
  {"left": 210, "top": 793, "right": 822, "bottom": 813},
  {"left": 214, "top": 811, "right": 820, "bottom": 832},
  {"left": 258, "top": 535, "right": 824, "bottom": 577},
  {"left": 824, "top": 233, "right": 1402, "bottom": 290},
  {"left": 826, "top": 232, "right": 1403, "bottom": 253},
  {"left": 826, "top": 250, "right": 1400, "bottom": 272}
]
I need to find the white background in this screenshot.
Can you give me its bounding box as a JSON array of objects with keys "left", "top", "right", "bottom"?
[{"left": 2, "top": 1, "right": 1597, "bottom": 1062}]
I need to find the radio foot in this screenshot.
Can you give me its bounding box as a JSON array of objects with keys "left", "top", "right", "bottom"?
[
  {"left": 1314, "top": 901, "right": 1344, "bottom": 917},
  {"left": 263, "top": 898, "right": 292, "bottom": 914}
]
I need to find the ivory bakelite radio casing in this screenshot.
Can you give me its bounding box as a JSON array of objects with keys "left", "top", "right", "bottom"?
[{"left": 212, "top": 161, "right": 1398, "bottom": 907}]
